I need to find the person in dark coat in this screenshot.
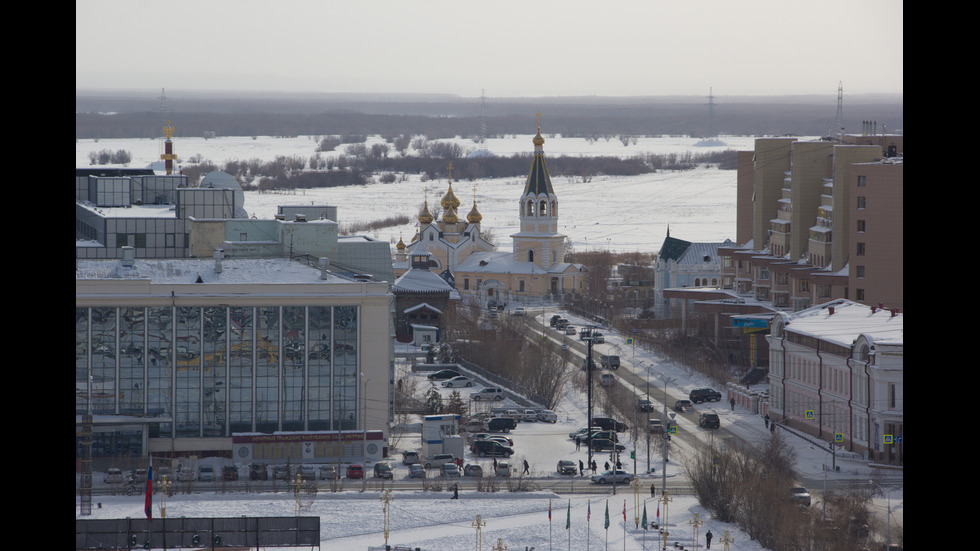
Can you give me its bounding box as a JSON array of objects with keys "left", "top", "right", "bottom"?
[
  {"left": 705, "top": 530, "right": 713, "bottom": 549},
  {"left": 451, "top": 483, "right": 458, "bottom": 500},
  {"left": 650, "top": 482, "right": 655, "bottom": 497},
  {"left": 579, "top": 460, "right": 585, "bottom": 476},
  {"left": 523, "top": 459, "right": 529, "bottom": 475}
]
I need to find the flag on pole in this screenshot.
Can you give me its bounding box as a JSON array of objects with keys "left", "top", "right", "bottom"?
[
  {"left": 549, "top": 500, "right": 552, "bottom": 522},
  {"left": 604, "top": 500, "right": 609, "bottom": 530},
  {"left": 587, "top": 500, "right": 591, "bottom": 522},
  {"left": 144, "top": 461, "right": 153, "bottom": 519},
  {"left": 656, "top": 503, "right": 660, "bottom": 523},
  {"left": 642, "top": 503, "right": 648, "bottom": 530},
  {"left": 623, "top": 500, "right": 627, "bottom": 523},
  {"left": 565, "top": 500, "right": 570, "bottom": 530}
]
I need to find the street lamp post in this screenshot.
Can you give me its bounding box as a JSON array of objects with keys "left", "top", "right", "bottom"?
[{"left": 361, "top": 372, "right": 370, "bottom": 492}]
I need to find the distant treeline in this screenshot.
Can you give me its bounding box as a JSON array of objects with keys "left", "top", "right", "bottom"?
[
  {"left": 179, "top": 145, "right": 736, "bottom": 191},
  {"left": 75, "top": 93, "right": 903, "bottom": 139}
]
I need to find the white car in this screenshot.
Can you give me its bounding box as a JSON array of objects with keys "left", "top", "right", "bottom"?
[
  {"left": 520, "top": 409, "right": 539, "bottom": 422},
  {"left": 441, "top": 376, "right": 473, "bottom": 388},
  {"left": 537, "top": 410, "right": 558, "bottom": 423},
  {"left": 512, "top": 307, "right": 526, "bottom": 316},
  {"left": 472, "top": 387, "right": 505, "bottom": 401}
]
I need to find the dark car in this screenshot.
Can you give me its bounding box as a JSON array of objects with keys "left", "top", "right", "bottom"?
[
  {"left": 249, "top": 463, "right": 268, "bottom": 481},
  {"left": 699, "top": 412, "right": 720, "bottom": 429},
  {"left": 427, "top": 369, "right": 461, "bottom": 381},
  {"left": 637, "top": 399, "right": 654, "bottom": 412},
  {"left": 487, "top": 417, "right": 517, "bottom": 433},
  {"left": 556, "top": 460, "right": 577, "bottom": 475},
  {"left": 373, "top": 463, "right": 393, "bottom": 479},
  {"left": 588, "top": 438, "right": 626, "bottom": 452},
  {"left": 222, "top": 465, "right": 239, "bottom": 481},
  {"left": 689, "top": 388, "right": 723, "bottom": 403},
  {"left": 592, "top": 417, "right": 628, "bottom": 432},
  {"left": 471, "top": 439, "right": 514, "bottom": 458}
]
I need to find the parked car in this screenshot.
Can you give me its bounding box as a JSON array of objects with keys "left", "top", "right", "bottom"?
[
  {"left": 471, "top": 387, "right": 505, "bottom": 401},
  {"left": 592, "top": 332, "right": 605, "bottom": 344},
  {"left": 592, "top": 417, "right": 628, "bottom": 432},
  {"left": 197, "top": 464, "right": 216, "bottom": 482},
  {"left": 402, "top": 451, "right": 420, "bottom": 465},
  {"left": 537, "top": 410, "right": 558, "bottom": 423},
  {"left": 674, "top": 399, "right": 693, "bottom": 412},
  {"left": 104, "top": 468, "right": 124, "bottom": 484},
  {"left": 495, "top": 461, "right": 511, "bottom": 477},
  {"left": 689, "top": 388, "right": 723, "bottom": 403},
  {"left": 471, "top": 440, "right": 514, "bottom": 458},
  {"left": 441, "top": 376, "right": 473, "bottom": 388},
  {"left": 575, "top": 430, "right": 617, "bottom": 444},
  {"left": 464, "top": 419, "right": 489, "bottom": 433},
  {"left": 423, "top": 454, "right": 456, "bottom": 469},
  {"left": 440, "top": 463, "right": 461, "bottom": 477},
  {"left": 600, "top": 372, "right": 615, "bottom": 386},
  {"left": 487, "top": 299, "right": 506, "bottom": 311},
  {"left": 427, "top": 369, "right": 461, "bottom": 381},
  {"left": 512, "top": 306, "right": 526, "bottom": 316},
  {"left": 319, "top": 465, "right": 339, "bottom": 480},
  {"left": 591, "top": 470, "right": 632, "bottom": 485},
  {"left": 588, "top": 438, "right": 626, "bottom": 453},
  {"left": 373, "top": 463, "right": 393, "bottom": 479},
  {"left": 273, "top": 465, "right": 291, "bottom": 481},
  {"left": 520, "top": 409, "right": 539, "bottom": 422},
  {"left": 222, "top": 465, "right": 239, "bottom": 481},
  {"left": 487, "top": 417, "right": 517, "bottom": 433},
  {"left": 556, "top": 460, "right": 577, "bottom": 475},
  {"left": 637, "top": 399, "right": 654, "bottom": 412},
  {"left": 463, "top": 464, "right": 484, "bottom": 477},
  {"left": 550, "top": 314, "right": 562, "bottom": 327},
  {"left": 569, "top": 427, "right": 591, "bottom": 440},
  {"left": 790, "top": 486, "right": 812, "bottom": 507},
  {"left": 699, "top": 412, "right": 720, "bottom": 429},
  {"left": 408, "top": 464, "right": 426, "bottom": 479},
  {"left": 249, "top": 463, "right": 269, "bottom": 481},
  {"left": 299, "top": 464, "right": 317, "bottom": 480},
  {"left": 346, "top": 464, "right": 364, "bottom": 479},
  {"left": 483, "top": 434, "right": 514, "bottom": 447},
  {"left": 155, "top": 466, "right": 172, "bottom": 483}
]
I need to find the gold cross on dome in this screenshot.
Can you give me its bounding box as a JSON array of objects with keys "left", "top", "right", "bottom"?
[{"left": 447, "top": 161, "right": 454, "bottom": 181}]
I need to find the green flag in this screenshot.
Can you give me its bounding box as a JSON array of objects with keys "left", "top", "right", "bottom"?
[
  {"left": 566, "top": 499, "right": 570, "bottom": 530},
  {"left": 604, "top": 500, "right": 609, "bottom": 530},
  {"left": 642, "top": 503, "right": 648, "bottom": 530}
]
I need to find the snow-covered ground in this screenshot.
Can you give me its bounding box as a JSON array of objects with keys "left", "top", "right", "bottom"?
[{"left": 77, "top": 309, "right": 901, "bottom": 550}]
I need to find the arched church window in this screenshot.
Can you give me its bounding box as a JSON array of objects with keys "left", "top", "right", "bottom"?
[{"left": 528, "top": 250, "right": 534, "bottom": 262}]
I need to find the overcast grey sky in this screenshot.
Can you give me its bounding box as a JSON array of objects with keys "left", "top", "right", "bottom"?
[{"left": 76, "top": 0, "right": 903, "bottom": 98}]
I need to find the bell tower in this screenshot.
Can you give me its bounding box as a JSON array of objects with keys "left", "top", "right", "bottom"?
[{"left": 512, "top": 114, "right": 566, "bottom": 269}]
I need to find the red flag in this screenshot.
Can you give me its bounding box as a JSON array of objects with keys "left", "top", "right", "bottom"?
[
  {"left": 623, "top": 500, "right": 627, "bottom": 522},
  {"left": 144, "top": 462, "right": 153, "bottom": 519}
]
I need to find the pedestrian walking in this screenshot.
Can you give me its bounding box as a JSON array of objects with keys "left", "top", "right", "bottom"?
[
  {"left": 493, "top": 457, "right": 497, "bottom": 471},
  {"left": 730, "top": 397, "right": 735, "bottom": 411},
  {"left": 523, "top": 459, "right": 530, "bottom": 475},
  {"left": 604, "top": 461, "right": 610, "bottom": 472},
  {"left": 650, "top": 482, "right": 655, "bottom": 497},
  {"left": 451, "top": 483, "right": 458, "bottom": 500},
  {"left": 764, "top": 413, "right": 770, "bottom": 429},
  {"left": 575, "top": 439, "right": 581, "bottom": 451},
  {"left": 770, "top": 420, "right": 776, "bottom": 434},
  {"left": 705, "top": 530, "right": 713, "bottom": 549},
  {"left": 579, "top": 460, "right": 584, "bottom": 476}
]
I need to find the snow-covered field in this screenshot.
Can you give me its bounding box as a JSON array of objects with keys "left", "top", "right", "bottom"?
[{"left": 76, "top": 133, "right": 774, "bottom": 254}]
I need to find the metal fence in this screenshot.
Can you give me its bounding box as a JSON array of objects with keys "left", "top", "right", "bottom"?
[{"left": 75, "top": 516, "right": 319, "bottom": 550}]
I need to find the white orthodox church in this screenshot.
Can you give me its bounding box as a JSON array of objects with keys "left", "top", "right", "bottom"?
[{"left": 393, "top": 121, "right": 585, "bottom": 304}]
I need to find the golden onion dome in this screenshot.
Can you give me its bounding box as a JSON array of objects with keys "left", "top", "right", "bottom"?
[
  {"left": 396, "top": 234, "right": 406, "bottom": 250},
  {"left": 467, "top": 200, "right": 482, "bottom": 224},
  {"left": 441, "top": 182, "right": 460, "bottom": 210},
  {"left": 443, "top": 205, "right": 459, "bottom": 224},
  {"left": 533, "top": 129, "right": 545, "bottom": 147},
  {"left": 418, "top": 200, "right": 434, "bottom": 225}
]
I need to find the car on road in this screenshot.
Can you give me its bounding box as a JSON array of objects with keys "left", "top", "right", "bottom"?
[
  {"left": 592, "top": 417, "right": 629, "bottom": 432},
  {"left": 648, "top": 419, "right": 664, "bottom": 434},
  {"left": 699, "top": 412, "right": 720, "bottom": 429},
  {"left": 512, "top": 307, "right": 526, "bottom": 316},
  {"left": 537, "top": 410, "right": 558, "bottom": 423},
  {"left": 346, "top": 464, "right": 364, "bottom": 479},
  {"left": 408, "top": 465, "right": 426, "bottom": 479},
  {"left": 402, "top": 451, "right": 420, "bottom": 465},
  {"left": 423, "top": 454, "right": 456, "bottom": 469},
  {"left": 550, "top": 314, "right": 562, "bottom": 327},
  {"left": 464, "top": 464, "right": 484, "bottom": 477},
  {"left": 556, "top": 460, "right": 577, "bottom": 475},
  {"left": 471, "top": 387, "right": 505, "bottom": 401},
  {"left": 790, "top": 486, "right": 812, "bottom": 507},
  {"left": 319, "top": 465, "right": 339, "bottom": 480},
  {"left": 440, "top": 463, "right": 461, "bottom": 477},
  {"left": 638, "top": 399, "right": 654, "bottom": 412},
  {"left": 441, "top": 376, "right": 473, "bottom": 388},
  {"left": 569, "top": 427, "right": 591, "bottom": 440},
  {"left": 574, "top": 430, "right": 618, "bottom": 444},
  {"left": 427, "top": 369, "right": 461, "bottom": 381},
  {"left": 674, "top": 399, "right": 693, "bottom": 412},
  {"left": 565, "top": 325, "right": 577, "bottom": 335},
  {"left": 600, "top": 354, "right": 620, "bottom": 369},
  {"left": 592, "top": 332, "right": 605, "bottom": 344},
  {"left": 591, "top": 470, "right": 632, "bottom": 484},
  {"left": 373, "top": 463, "right": 393, "bottom": 479},
  {"left": 689, "top": 388, "right": 723, "bottom": 403},
  {"left": 600, "top": 372, "right": 615, "bottom": 386},
  {"left": 588, "top": 438, "right": 626, "bottom": 453}
]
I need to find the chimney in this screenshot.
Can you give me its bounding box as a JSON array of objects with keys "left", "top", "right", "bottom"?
[
  {"left": 295, "top": 214, "right": 307, "bottom": 222},
  {"left": 121, "top": 246, "right": 135, "bottom": 268},
  {"left": 319, "top": 257, "right": 330, "bottom": 280},
  {"left": 214, "top": 248, "right": 224, "bottom": 274},
  {"left": 828, "top": 306, "right": 835, "bottom": 315}
]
